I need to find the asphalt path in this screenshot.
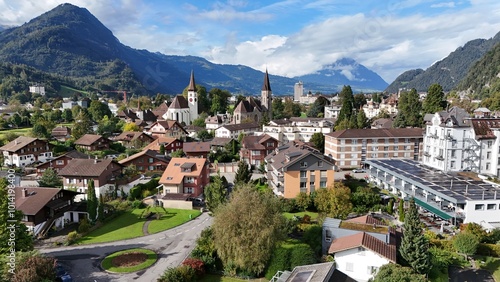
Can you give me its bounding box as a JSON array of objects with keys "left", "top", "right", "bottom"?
[{"left": 39, "top": 212, "right": 213, "bottom": 282}]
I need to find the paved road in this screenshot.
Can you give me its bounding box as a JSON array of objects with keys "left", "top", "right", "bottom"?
[{"left": 39, "top": 212, "right": 213, "bottom": 282}]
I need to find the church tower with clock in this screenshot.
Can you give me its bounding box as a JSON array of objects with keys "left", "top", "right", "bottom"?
[{"left": 187, "top": 70, "right": 198, "bottom": 123}]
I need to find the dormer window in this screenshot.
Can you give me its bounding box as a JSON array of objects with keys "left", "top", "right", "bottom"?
[{"left": 300, "top": 162, "right": 308, "bottom": 168}]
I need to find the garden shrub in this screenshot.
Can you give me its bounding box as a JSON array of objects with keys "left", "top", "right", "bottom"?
[
  {"left": 66, "top": 231, "right": 79, "bottom": 245},
  {"left": 264, "top": 247, "right": 291, "bottom": 279},
  {"left": 177, "top": 265, "right": 196, "bottom": 281},
  {"left": 182, "top": 258, "right": 205, "bottom": 276},
  {"left": 158, "top": 267, "right": 185, "bottom": 282},
  {"left": 131, "top": 200, "right": 144, "bottom": 209},
  {"left": 289, "top": 244, "right": 316, "bottom": 269},
  {"left": 301, "top": 225, "right": 322, "bottom": 256},
  {"left": 476, "top": 243, "right": 500, "bottom": 257},
  {"left": 78, "top": 218, "right": 90, "bottom": 233},
  {"left": 128, "top": 186, "right": 142, "bottom": 200}
]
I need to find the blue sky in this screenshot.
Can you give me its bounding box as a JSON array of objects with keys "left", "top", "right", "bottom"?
[{"left": 1, "top": 0, "right": 500, "bottom": 83}]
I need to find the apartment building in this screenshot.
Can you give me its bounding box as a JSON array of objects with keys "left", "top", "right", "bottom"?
[
  {"left": 258, "top": 117, "right": 335, "bottom": 143},
  {"left": 422, "top": 106, "right": 500, "bottom": 177},
  {"left": 325, "top": 128, "right": 424, "bottom": 169}
]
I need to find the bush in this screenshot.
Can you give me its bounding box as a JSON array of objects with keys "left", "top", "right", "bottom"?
[
  {"left": 264, "top": 247, "right": 291, "bottom": 279},
  {"left": 131, "top": 200, "right": 144, "bottom": 209},
  {"left": 289, "top": 244, "right": 316, "bottom": 268},
  {"left": 182, "top": 258, "right": 205, "bottom": 277},
  {"left": 301, "top": 225, "right": 322, "bottom": 256},
  {"left": 78, "top": 218, "right": 91, "bottom": 233},
  {"left": 278, "top": 198, "right": 297, "bottom": 213},
  {"left": 476, "top": 243, "right": 500, "bottom": 257},
  {"left": 65, "top": 231, "right": 79, "bottom": 245},
  {"left": 128, "top": 186, "right": 142, "bottom": 200},
  {"left": 158, "top": 267, "right": 185, "bottom": 282},
  {"left": 429, "top": 239, "right": 454, "bottom": 252}
]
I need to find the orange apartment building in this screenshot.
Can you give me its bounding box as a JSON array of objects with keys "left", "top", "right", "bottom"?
[
  {"left": 265, "top": 142, "right": 336, "bottom": 198},
  {"left": 324, "top": 128, "right": 424, "bottom": 170}
]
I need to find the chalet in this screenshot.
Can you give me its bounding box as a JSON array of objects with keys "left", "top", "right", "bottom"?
[
  {"left": 322, "top": 215, "right": 398, "bottom": 282},
  {"left": 183, "top": 141, "right": 211, "bottom": 158},
  {"left": 0, "top": 136, "right": 53, "bottom": 168},
  {"left": 214, "top": 122, "right": 260, "bottom": 139},
  {"left": 51, "top": 126, "right": 72, "bottom": 142},
  {"left": 113, "top": 131, "right": 155, "bottom": 148},
  {"left": 15, "top": 187, "right": 84, "bottom": 237},
  {"left": 58, "top": 158, "right": 123, "bottom": 201},
  {"left": 116, "top": 108, "right": 139, "bottom": 122},
  {"left": 74, "top": 134, "right": 111, "bottom": 151},
  {"left": 118, "top": 149, "right": 170, "bottom": 173},
  {"left": 142, "top": 136, "right": 183, "bottom": 154},
  {"left": 159, "top": 157, "right": 209, "bottom": 200},
  {"left": 36, "top": 150, "right": 89, "bottom": 176},
  {"left": 209, "top": 137, "right": 238, "bottom": 152},
  {"left": 240, "top": 134, "right": 279, "bottom": 167},
  {"left": 147, "top": 120, "right": 188, "bottom": 139}
]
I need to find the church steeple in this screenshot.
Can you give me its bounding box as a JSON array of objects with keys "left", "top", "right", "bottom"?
[
  {"left": 188, "top": 70, "right": 196, "bottom": 92},
  {"left": 262, "top": 69, "right": 271, "bottom": 91}
]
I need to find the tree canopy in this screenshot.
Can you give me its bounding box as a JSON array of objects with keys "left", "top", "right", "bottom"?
[
  {"left": 400, "top": 198, "right": 430, "bottom": 274},
  {"left": 314, "top": 182, "right": 353, "bottom": 219},
  {"left": 38, "top": 167, "right": 62, "bottom": 188},
  {"left": 422, "top": 84, "right": 446, "bottom": 115},
  {"left": 212, "top": 183, "right": 286, "bottom": 276},
  {"left": 234, "top": 161, "right": 252, "bottom": 185},
  {"left": 204, "top": 173, "right": 227, "bottom": 213},
  {"left": 393, "top": 89, "right": 422, "bottom": 128}
]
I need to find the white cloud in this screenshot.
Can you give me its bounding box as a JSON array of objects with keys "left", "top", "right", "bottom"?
[{"left": 430, "top": 2, "right": 456, "bottom": 8}]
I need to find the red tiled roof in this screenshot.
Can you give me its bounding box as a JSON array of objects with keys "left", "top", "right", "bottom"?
[
  {"left": 183, "top": 141, "right": 211, "bottom": 153},
  {"left": 328, "top": 232, "right": 396, "bottom": 262},
  {"left": 74, "top": 134, "right": 107, "bottom": 146},
  {"left": 58, "top": 159, "right": 122, "bottom": 177}
]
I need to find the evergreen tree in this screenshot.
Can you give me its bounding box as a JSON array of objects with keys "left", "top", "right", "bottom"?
[
  {"left": 399, "top": 200, "right": 405, "bottom": 222},
  {"left": 97, "top": 194, "right": 105, "bottom": 222},
  {"left": 356, "top": 109, "right": 369, "bottom": 129},
  {"left": 422, "top": 84, "right": 446, "bottom": 115},
  {"left": 272, "top": 98, "right": 285, "bottom": 120},
  {"left": 310, "top": 132, "right": 325, "bottom": 153},
  {"left": 86, "top": 179, "right": 98, "bottom": 223},
  {"left": 159, "top": 144, "right": 165, "bottom": 155},
  {"left": 393, "top": 89, "right": 422, "bottom": 128},
  {"left": 234, "top": 160, "right": 252, "bottom": 185},
  {"left": 400, "top": 198, "right": 430, "bottom": 274},
  {"left": 336, "top": 85, "right": 354, "bottom": 126},
  {"left": 204, "top": 173, "right": 227, "bottom": 213}
]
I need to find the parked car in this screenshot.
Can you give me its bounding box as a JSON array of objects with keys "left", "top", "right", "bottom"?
[
  {"left": 55, "top": 264, "right": 73, "bottom": 282},
  {"left": 352, "top": 168, "right": 366, "bottom": 173}
]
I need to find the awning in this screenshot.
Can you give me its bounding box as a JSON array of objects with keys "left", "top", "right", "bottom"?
[{"left": 413, "top": 198, "right": 452, "bottom": 220}]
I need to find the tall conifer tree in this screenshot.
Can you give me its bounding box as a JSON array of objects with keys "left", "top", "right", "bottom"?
[{"left": 400, "top": 198, "right": 430, "bottom": 274}]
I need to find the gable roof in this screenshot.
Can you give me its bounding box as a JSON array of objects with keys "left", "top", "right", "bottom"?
[
  {"left": 117, "top": 109, "right": 138, "bottom": 120},
  {"left": 114, "top": 131, "right": 154, "bottom": 142},
  {"left": 74, "top": 134, "right": 107, "bottom": 146},
  {"left": 328, "top": 232, "right": 396, "bottom": 263},
  {"left": 150, "top": 120, "right": 188, "bottom": 134},
  {"left": 15, "top": 187, "right": 78, "bottom": 216},
  {"left": 169, "top": 95, "right": 189, "bottom": 109},
  {"left": 51, "top": 126, "right": 71, "bottom": 135},
  {"left": 58, "top": 159, "right": 122, "bottom": 177},
  {"left": 142, "top": 136, "right": 180, "bottom": 151},
  {"left": 183, "top": 141, "right": 211, "bottom": 153},
  {"left": 36, "top": 150, "right": 89, "bottom": 168},
  {"left": 326, "top": 128, "right": 423, "bottom": 139},
  {"left": 210, "top": 137, "right": 235, "bottom": 146},
  {"left": 0, "top": 136, "right": 42, "bottom": 152},
  {"left": 218, "top": 122, "right": 260, "bottom": 132},
  {"left": 242, "top": 134, "right": 277, "bottom": 150},
  {"left": 345, "top": 215, "right": 386, "bottom": 226},
  {"left": 470, "top": 118, "right": 500, "bottom": 140},
  {"left": 159, "top": 157, "right": 207, "bottom": 185},
  {"left": 118, "top": 149, "right": 171, "bottom": 164},
  {"left": 266, "top": 142, "right": 334, "bottom": 171}
]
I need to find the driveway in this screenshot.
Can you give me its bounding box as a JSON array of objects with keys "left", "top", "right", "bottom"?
[
  {"left": 39, "top": 212, "right": 213, "bottom": 282},
  {"left": 448, "top": 266, "right": 495, "bottom": 282}
]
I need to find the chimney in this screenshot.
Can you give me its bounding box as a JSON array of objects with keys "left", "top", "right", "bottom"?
[
  {"left": 94, "top": 156, "right": 98, "bottom": 164},
  {"left": 22, "top": 188, "right": 28, "bottom": 198}
]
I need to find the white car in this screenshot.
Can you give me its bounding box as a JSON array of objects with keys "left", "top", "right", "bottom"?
[{"left": 352, "top": 169, "right": 365, "bottom": 173}]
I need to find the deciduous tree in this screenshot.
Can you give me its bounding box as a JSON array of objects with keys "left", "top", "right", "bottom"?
[
  {"left": 393, "top": 89, "right": 422, "bottom": 128},
  {"left": 204, "top": 173, "right": 227, "bottom": 213},
  {"left": 38, "top": 167, "right": 62, "bottom": 188},
  {"left": 72, "top": 110, "right": 93, "bottom": 140},
  {"left": 310, "top": 132, "right": 325, "bottom": 153},
  {"left": 400, "top": 198, "right": 430, "bottom": 274},
  {"left": 453, "top": 232, "right": 479, "bottom": 258},
  {"left": 372, "top": 263, "right": 427, "bottom": 282},
  {"left": 212, "top": 183, "right": 286, "bottom": 275},
  {"left": 314, "top": 182, "right": 353, "bottom": 219}
]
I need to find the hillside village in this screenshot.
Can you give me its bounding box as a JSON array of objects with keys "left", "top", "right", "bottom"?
[{"left": 1, "top": 67, "right": 500, "bottom": 282}]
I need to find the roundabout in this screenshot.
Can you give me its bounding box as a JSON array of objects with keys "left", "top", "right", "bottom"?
[{"left": 101, "top": 248, "right": 157, "bottom": 273}]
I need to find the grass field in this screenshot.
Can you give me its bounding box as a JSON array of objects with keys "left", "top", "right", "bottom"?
[
  {"left": 77, "top": 207, "right": 200, "bottom": 244},
  {"left": 283, "top": 211, "right": 319, "bottom": 220},
  {"left": 101, "top": 248, "right": 157, "bottom": 273},
  {"left": 59, "top": 85, "right": 89, "bottom": 98},
  {"left": 0, "top": 127, "right": 32, "bottom": 139}
]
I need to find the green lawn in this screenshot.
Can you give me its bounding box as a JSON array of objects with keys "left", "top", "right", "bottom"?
[
  {"left": 148, "top": 209, "right": 201, "bottom": 234},
  {"left": 59, "top": 85, "right": 89, "bottom": 98},
  {"left": 101, "top": 248, "right": 157, "bottom": 273},
  {"left": 199, "top": 274, "right": 266, "bottom": 282},
  {"left": 283, "top": 211, "right": 319, "bottom": 220},
  {"left": 476, "top": 256, "right": 500, "bottom": 281},
  {"left": 0, "top": 127, "right": 32, "bottom": 139},
  {"left": 77, "top": 207, "right": 199, "bottom": 244}
]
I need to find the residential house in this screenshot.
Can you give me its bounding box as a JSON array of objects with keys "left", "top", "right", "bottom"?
[
  {"left": 142, "top": 136, "right": 183, "bottom": 155},
  {"left": 209, "top": 137, "right": 237, "bottom": 152},
  {"left": 62, "top": 99, "right": 89, "bottom": 110},
  {"left": 0, "top": 136, "right": 53, "bottom": 168},
  {"left": 422, "top": 106, "right": 500, "bottom": 176},
  {"left": 184, "top": 125, "right": 205, "bottom": 139},
  {"left": 118, "top": 149, "right": 170, "bottom": 173},
  {"left": 74, "top": 134, "right": 111, "bottom": 151},
  {"left": 214, "top": 122, "right": 260, "bottom": 139},
  {"left": 362, "top": 95, "right": 398, "bottom": 119},
  {"left": 371, "top": 118, "right": 393, "bottom": 129},
  {"left": 113, "top": 131, "right": 155, "bottom": 148},
  {"left": 15, "top": 187, "right": 84, "bottom": 237},
  {"left": 265, "top": 142, "right": 336, "bottom": 198},
  {"left": 324, "top": 128, "right": 424, "bottom": 169},
  {"left": 322, "top": 215, "right": 397, "bottom": 282},
  {"left": 270, "top": 262, "right": 341, "bottom": 282},
  {"left": 116, "top": 108, "right": 139, "bottom": 122},
  {"left": 324, "top": 104, "right": 342, "bottom": 119},
  {"left": 147, "top": 120, "right": 188, "bottom": 139},
  {"left": 158, "top": 157, "right": 210, "bottom": 201},
  {"left": 258, "top": 117, "right": 335, "bottom": 143},
  {"left": 36, "top": 150, "right": 89, "bottom": 176},
  {"left": 58, "top": 158, "right": 123, "bottom": 201},
  {"left": 51, "top": 126, "right": 72, "bottom": 142},
  {"left": 183, "top": 141, "right": 211, "bottom": 158},
  {"left": 474, "top": 107, "right": 491, "bottom": 118},
  {"left": 240, "top": 134, "right": 279, "bottom": 167},
  {"left": 205, "top": 113, "right": 231, "bottom": 131}
]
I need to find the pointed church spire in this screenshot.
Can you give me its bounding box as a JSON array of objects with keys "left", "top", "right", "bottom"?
[
  {"left": 262, "top": 69, "right": 271, "bottom": 92},
  {"left": 188, "top": 70, "right": 196, "bottom": 91}
]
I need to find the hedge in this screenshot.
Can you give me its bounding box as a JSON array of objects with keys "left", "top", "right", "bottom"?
[{"left": 476, "top": 243, "right": 500, "bottom": 257}]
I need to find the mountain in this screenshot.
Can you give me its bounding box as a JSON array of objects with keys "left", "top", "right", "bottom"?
[
  {"left": 0, "top": 3, "right": 388, "bottom": 96},
  {"left": 295, "top": 58, "right": 388, "bottom": 93},
  {"left": 386, "top": 32, "right": 500, "bottom": 93},
  {"left": 455, "top": 41, "right": 500, "bottom": 99}
]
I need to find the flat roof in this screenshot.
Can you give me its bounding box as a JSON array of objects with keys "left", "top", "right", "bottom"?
[{"left": 366, "top": 159, "right": 500, "bottom": 202}]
